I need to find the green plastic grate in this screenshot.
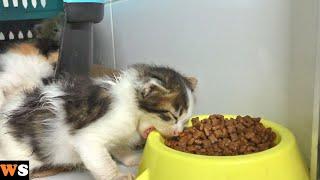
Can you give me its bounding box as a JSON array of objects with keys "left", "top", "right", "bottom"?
[
  {"left": 0, "top": 0, "right": 64, "bottom": 41},
  {"left": 0, "top": 0, "right": 63, "bottom": 21}
]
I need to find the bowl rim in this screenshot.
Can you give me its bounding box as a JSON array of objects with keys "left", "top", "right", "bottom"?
[{"left": 146, "top": 114, "right": 296, "bottom": 161}]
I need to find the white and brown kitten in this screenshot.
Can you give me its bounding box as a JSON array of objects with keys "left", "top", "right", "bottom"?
[{"left": 0, "top": 64, "right": 197, "bottom": 180}]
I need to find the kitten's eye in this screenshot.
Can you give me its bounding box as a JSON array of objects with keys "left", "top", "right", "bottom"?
[
  {"left": 159, "top": 113, "right": 171, "bottom": 121},
  {"left": 170, "top": 112, "right": 178, "bottom": 121},
  {"left": 179, "top": 108, "right": 183, "bottom": 116}
]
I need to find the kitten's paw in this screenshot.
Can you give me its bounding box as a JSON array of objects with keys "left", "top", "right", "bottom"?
[
  {"left": 121, "top": 153, "right": 141, "bottom": 167},
  {"left": 112, "top": 173, "right": 135, "bottom": 180}
]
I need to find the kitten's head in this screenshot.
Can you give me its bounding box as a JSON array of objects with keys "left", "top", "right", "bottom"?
[
  {"left": 34, "top": 13, "right": 64, "bottom": 44},
  {"left": 133, "top": 64, "right": 197, "bottom": 138}
]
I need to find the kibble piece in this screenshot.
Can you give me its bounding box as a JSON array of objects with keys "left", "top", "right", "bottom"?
[
  {"left": 194, "top": 139, "right": 203, "bottom": 145},
  {"left": 191, "top": 117, "right": 200, "bottom": 125},
  {"left": 203, "top": 140, "right": 211, "bottom": 148},
  {"left": 236, "top": 124, "right": 246, "bottom": 131},
  {"left": 208, "top": 134, "right": 218, "bottom": 143},
  {"left": 214, "top": 129, "right": 224, "bottom": 138},
  {"left": 204, "top": 125, "right": 211, "bottom": 136},
  {"left": 227, "top": 125, "right": 236, "bottom": 133},
  {"left": 193, "top": 130, "right": 202, "bottom": 139},
  {"left": 187, "top": 138, "right": 195, "bottom": 145},
  {"left": 245, "top": 131, "right": 255, "bottom": 140},
  {"left": 230, "top": 133, "right": 238, "bottom": 141}
]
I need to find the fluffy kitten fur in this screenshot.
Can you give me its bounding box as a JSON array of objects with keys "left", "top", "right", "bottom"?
[
  {"left": 0, "top": 14, "right": 65, "bottom": 109},
  {"left": 0, "top": 44, "right": 120, "bottom": 112},
  {"left": 0, "top": 43, "right": 56, "bottom": 110},
  {"left": 0, "top": 64, "right": 197, "bottom": 180}
]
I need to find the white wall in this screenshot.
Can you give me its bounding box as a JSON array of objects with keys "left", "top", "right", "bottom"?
[
  {"left": 93, "top": 5, "right": 115, "bottom": 67},
  {"left": 289, "top": 0, "right": 318, "bottom": 169},
  {"left": 111, "top": 0, "right": 291, "bottom": 123},
  {"left": 94, "top": 0, "right": 318, "bottom": 167}
]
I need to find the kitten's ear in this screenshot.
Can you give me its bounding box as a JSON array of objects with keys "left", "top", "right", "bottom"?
[
  {"left": 185, "top": 76, "right": 198, "bottom": 91},
  {"left": 141, "top": 78, "right": 169, "bottom": 98}
]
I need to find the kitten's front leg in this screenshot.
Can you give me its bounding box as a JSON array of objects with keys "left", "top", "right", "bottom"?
[
  {"left": 111, "top": 146, "right": 142, "bottom": 167},
  {"left": 75, "top": 141, "right": 132, "bottom": 180}
]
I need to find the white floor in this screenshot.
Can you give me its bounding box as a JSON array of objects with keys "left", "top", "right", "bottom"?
[
  {"left": 34, "top": 165, "right": 138, "bottom": 180},
  {"left": 35, "top": 172, "right": 94, "bottom": 180}
]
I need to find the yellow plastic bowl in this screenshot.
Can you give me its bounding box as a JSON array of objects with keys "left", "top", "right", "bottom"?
[{"left": 136, "top": 115, "right": 309, "bottom": 180}]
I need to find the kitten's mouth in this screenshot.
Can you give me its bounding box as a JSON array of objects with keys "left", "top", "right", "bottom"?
[{"left": 142, "top": 127, "right": 155, "bottom": 139}]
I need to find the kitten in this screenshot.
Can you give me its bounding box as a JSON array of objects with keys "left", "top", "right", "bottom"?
[
  {"left": 33, "top": 12, "right": 64, "bottom": 57},
  {"left": 0, "top": 64, "right": 197, "bottom": 180}
]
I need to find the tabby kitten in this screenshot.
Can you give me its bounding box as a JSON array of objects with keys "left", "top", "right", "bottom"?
[
  {"left": 0, "top": 64, "right": 197, "bottom": 180},
  {"left": 33, "top": 12, "right": 64, "bottom": 55}
]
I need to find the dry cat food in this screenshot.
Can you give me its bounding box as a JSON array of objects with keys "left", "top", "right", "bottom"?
[{"left": 165, "top": 115, "right": 277, "bottom": 156}]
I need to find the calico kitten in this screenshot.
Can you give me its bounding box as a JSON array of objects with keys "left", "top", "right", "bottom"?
[{"left": 0, "top": 64, "right": 197, "bottom": 180}]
